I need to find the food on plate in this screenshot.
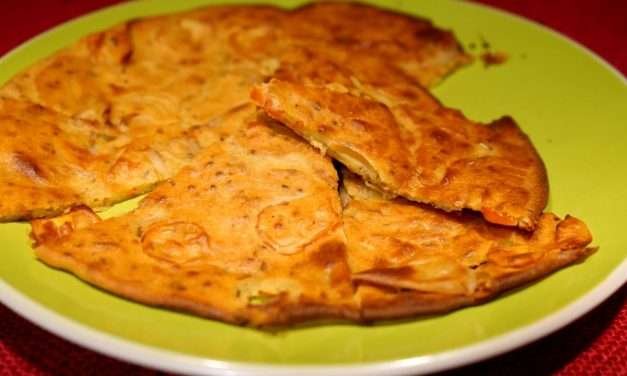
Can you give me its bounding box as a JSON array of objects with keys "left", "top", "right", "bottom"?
[
  {"left": 32, "top": 114, "right": 357, "bottom": 326},
  {"left": 31, "top": 162, "right": 593, "bottom": 326},
  {"left": 0, "top": 2, "right": 594, "bottom": 327},
  {"left": 252, "top": 60, "right": 548, "bottom": 230},
  {"left": 341, "top": 171, "right": 593, "bottom": 319}
]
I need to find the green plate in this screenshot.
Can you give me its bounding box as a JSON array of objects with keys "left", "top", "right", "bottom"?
[{"left": 1, "top": 1, "right": 625, "bottom": 374}]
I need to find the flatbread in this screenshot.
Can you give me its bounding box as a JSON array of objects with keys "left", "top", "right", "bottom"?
[
  {"left": 7, "top": 2, "right": 595, "bottom": 327},
  {"left": 157, "top": 2, "right": 470, "bottom": 87},
  {"left": 0, "top": 3, "right": 469, "bottom": 222},
  {"left": 0, "top": 96, "right": 255, "bottom": 221},
  {"left": 279, "top": 2, "right": 471, "bottom": 87},
  {"left": 341, "top": 171, "right": 593, "bottom": 320},
  {"left": 0, "top": 17, "right": 268, "bottom": 125},
  {"left": 30, "top": 162, "right": 595, "bottom": 325},
  {"left": 252, "top": 57, "right": 548, "bottom": 230},
  {"left": 32, "top": 114, "right": 357, "bottom": 326},
  {"left": 0, "top": 12, "right": 269, "bottom": 221}
]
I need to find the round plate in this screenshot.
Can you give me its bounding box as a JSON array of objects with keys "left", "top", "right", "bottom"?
[{"left": 1, "top": 1, "right": 625, "bottom": 375}]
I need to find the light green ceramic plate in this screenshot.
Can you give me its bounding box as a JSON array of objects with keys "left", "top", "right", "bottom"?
[{"left": 0, "top": 1, "right": 625, "bottom": 375}]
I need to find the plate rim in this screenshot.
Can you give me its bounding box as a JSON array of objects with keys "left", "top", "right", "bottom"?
[{"left": 0, "top": 1, "right": 625, "bottom": 375}]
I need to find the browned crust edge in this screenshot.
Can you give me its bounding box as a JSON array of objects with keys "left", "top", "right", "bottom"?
[
  {"left": 36, "top": 243, "right": 596, "bottom": 326},
  {"left": 358, "top": 246, "right": 596, "bottom": 321},
  {"left": 34, "top": 245, "right": 361, "bottom": 327},
  {"left": 488, "top": 116, "right": 550, "bottom": 230}
]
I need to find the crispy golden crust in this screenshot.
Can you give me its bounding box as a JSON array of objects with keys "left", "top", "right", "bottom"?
[
  {"left": 252, "top": 58, "right": 549, "bottom": 229},
  {"left": 34, "top": 115, "right": 358, "bottom": 326},
  {"left": 341, "top": 172, "right": 594, "bottom": 319},
  {"left": 357, "top": 243, "right": 594, "bottom": 320},
  {"left": 0, "top": 3, "right": 469, "bottom": 222},
  {"left": 30, "top": 205, "right": 101, "bottom": 247}
]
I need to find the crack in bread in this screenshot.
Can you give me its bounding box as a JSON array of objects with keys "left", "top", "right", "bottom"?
[{"left": 252, "top": 54, "right": 548, "bottom": 230}]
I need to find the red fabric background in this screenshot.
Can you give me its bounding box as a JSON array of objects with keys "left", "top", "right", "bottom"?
[{"left": 0, "top": 1, "right": 625, "bottom": 375}]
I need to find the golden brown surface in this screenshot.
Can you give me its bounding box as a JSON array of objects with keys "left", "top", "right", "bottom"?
[
  {"left": 0, "top": 16, "right": 265, "bottom": 221},
  {"left": 341, "top": 172, "right": 593, "bottom": 319},
  {"left": 252, "top": 57, "right": 548, "bottom": 230},
  {"left": 0, "top": 2, "right": 469, "bottom": 222},
  {"left": 34, "top": 114, "right": 357, "bottom": 326},
  {"left": 31, "top": 205, "right": 101, "bottom": 247},
  {"left": 32, "top": 163, "right": 594, "bottom": 326},
  {"left": 0, "top": 96, "right": 254, "bottom": 221},
  {"left": 277, "top": 2, "right": 471, "bottom": 87}
]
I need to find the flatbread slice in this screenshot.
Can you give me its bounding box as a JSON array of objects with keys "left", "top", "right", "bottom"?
[
  {"left": 282, "top": 2, "right": 471, "bottom": 87},
  {"left": 341, "top": 171, "right": 594, "bottom": 320},
  {"left": 32, "top": 114, "right": 357, "bottom": 326},
  {"left": 251, "top": 58, "right": 548, "bottom": 230},
  {"left": 0, "top": 97, "right": 255, "bottom": 221}
]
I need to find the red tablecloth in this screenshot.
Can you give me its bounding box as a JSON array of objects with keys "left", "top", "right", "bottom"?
[{"left": 0, "top": 1, "right": 625, "bottom": 375}]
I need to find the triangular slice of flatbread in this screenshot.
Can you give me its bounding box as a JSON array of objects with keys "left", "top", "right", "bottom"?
[
  {"left": 341, "top": 171, "right": 593, "bottom": 320},
  {"left": 32, "top": 114, "right": 357, "bottom": 326},
  {"left": 251, "top": 57, "right": 548, "bottom": 230}
]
